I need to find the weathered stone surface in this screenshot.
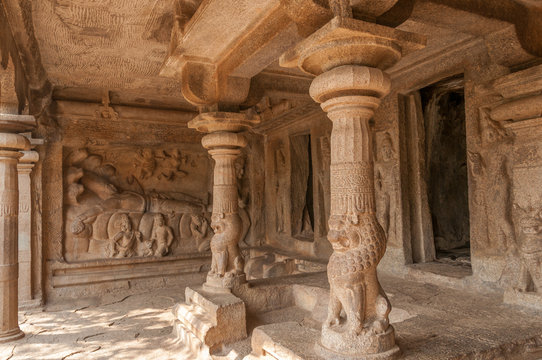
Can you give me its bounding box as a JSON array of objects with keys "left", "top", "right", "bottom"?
[
  {"left": 172, "top": 286, "right": 247, "bottom": 357},
  {"left": 0, "top": 116, "right": 34, "bottom": 343},
  {"left": 3, "top": 0, "right": 542, "bottom": 357}
]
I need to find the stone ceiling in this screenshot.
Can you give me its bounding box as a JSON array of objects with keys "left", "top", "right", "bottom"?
[{"left": 25, "top": 0, "right": 538, "bottom": 111}]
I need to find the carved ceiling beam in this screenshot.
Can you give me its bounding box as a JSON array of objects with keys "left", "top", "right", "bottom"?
[
  {"left": 161, "top": 0, "right": 303, "bottom": 109},
  {"left": 428, "top": 0, "right": 542, "bottom": 57},
  {"left": 161, "top": 0, "right": 417, "bottom": 110},
  {"left": 1, "top": 0, "right": 52, "bottom": 117},
  {"left": 477, "top": 64, "right": 542, "bottom": 125}
]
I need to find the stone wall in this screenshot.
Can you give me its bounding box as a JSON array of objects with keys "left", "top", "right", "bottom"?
[
  {"left": 37, "top": 100, "right": 263, "bottom": 300},
  {"left": 256, "top": 31, "right": 542, "bottom": 298},
  {"left": 262, "top": 109, "right": 333, "bottom": 261}
]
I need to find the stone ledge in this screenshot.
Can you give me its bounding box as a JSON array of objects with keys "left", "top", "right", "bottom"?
[
  {"left": 503, "top": 289, "right": 542, "bottom": 311},
  {"left": 248, "top": 322, "right": 321, "bottom": 360},
  {"left": 51, "top": 254, "right": 210, "bottom": 287}
]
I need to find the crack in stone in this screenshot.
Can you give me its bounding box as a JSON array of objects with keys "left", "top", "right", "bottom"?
[
  {"left": 4, "top": 345, "right": 16, "bottom": 360},
  {"left": 73, "top": 306, "right": 90, "bottom": 313},
  {"left": 101, "top": 295, "right": 132, "bottom": 307},
  {"left": 61, "top": 350, "right": 85, "bottom": 360},
  {"left": 82, "top": 333, "right": 105, "bottom": 342}
]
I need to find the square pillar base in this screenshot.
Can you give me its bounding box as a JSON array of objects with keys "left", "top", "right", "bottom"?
[{"left": 172, "top": 286, "right": 247, "bottom": 358}]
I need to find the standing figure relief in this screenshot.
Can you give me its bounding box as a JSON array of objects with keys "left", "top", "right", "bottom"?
[
  {"left": 513, "top": 205, "right": 542, "bottom": 293},
  {"left": 468, "top": 109, "right": 515, "bottom": 252}
]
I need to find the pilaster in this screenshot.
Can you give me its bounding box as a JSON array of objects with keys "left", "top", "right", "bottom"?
[
  {"left": 17, "top": 150, "right": 38, "bottom": 306},
  {"left": 0, "top": 115, "right": 35, "bottom": 343}
]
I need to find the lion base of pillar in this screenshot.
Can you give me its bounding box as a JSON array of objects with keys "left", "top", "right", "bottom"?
[
  {"left": 317, "top": 325, "right": 400, "bottom": 360},
  {"left": 204, "top": 272, "right": 247, "bottom": 293},
  {"left": 0, "top": 328, "right": 25, "bottom": 344},
  {"left": 172, "top": 285, "right": 247, "bottom": 357}
]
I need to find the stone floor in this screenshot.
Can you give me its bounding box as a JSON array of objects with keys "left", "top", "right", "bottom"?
[{"left": 0, "top": 271, "right": 541, "bottom": 360}]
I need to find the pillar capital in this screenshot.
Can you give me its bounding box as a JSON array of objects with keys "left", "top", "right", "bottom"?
[
  {"left": 188, "top": 111, "right": 260, "bottom": 134},
  {"left": 17, "top": 151, "right": 39, "bottom": 174}
]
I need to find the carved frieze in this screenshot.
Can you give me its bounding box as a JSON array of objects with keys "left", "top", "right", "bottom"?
[{"left": 63, "top": 146, "right": 213, "bottom": 262}]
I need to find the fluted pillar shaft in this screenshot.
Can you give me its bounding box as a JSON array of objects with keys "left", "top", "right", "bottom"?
[
  {"left": 17, "top": 151, "right": 38, "bottom": 304},
  {"left": 0, "top": 133, "right": 30, "bottom": 343}
]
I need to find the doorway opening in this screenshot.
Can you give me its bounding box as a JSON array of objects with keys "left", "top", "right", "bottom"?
[
  {"left": 420, "top": 78, "right": 470, "bottom": 266},
  {"left": 290, "top": 133, "right": 314, "bottom": 241}
]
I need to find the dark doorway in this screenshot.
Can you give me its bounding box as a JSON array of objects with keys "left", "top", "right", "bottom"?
[
  {"left": 290, "top": 133, "right": 314, "bottom": 240},
  {"left": 420, "top": 78, "right": 470, "bottom": 264}
]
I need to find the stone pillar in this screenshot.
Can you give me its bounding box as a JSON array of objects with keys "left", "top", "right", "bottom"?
[
  {"left": 170, "top": 112, "right": 259, "bottom": 358},
  {"left": 314, "top": 66, "right": 399, "bottom": 358},
  {"left": 17, "top": 150, "right": 38, "bottom": 304},
  {"left": 0, "top": 132, "right": 30, "bottom": 343},
  {"left": 280, "top": 15, "right": 424, "bottom": 359},
  {"left": 188, "top": 112, "right": 259, "bottom": 291}
]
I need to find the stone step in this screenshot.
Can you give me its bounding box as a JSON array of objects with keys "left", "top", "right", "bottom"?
[
  {"left": 173, "top": 302, "right": 215, "bottom": 342},
  {"left": 172, "top": 319, "right": 212, "bottom": 360},
  {"left": 171, "top": 286, "right": 248, "bottom": 357},
  {"left": 245, "top": 322, "right": 321, "bottom": 360}
]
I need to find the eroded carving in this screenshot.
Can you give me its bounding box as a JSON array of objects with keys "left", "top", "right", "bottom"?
[
  {"left": 513, "top": 205, "right": 542, "bottom": 293},
  {"left": 468, "top": 109, "right": 515, "bottom": 252},
  {"left": 151, "top": 213, "right": 175, "bottom": 257},
  {"left": 374, "top": 132, "right": 398, "bottom": 245},
  {"left": 235, "top": 155, "right": 251, "bottom": 246},
  {"left": 108, "top": 213, "right": 141, "bottom": 258},
  {"left": 274, "top": 141, "right": 287, "bottom": 234},
  {"left": 64, "top": 146, "right": 212, "bottom": 261}
]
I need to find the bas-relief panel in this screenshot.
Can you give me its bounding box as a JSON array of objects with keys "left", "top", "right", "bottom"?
[
  {"left": 63, "top": 145, "right": 214, "bottom": 262},
  {"left": 510, "top": 136, "right": 542, "bottom": 293},
  {"left": 374, "top": 131, "right": 399, "bottom": 247}
]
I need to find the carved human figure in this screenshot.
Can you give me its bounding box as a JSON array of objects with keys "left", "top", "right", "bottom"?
[
  {"left": 274, "top": 142, "right": 287, "bottom": 233},
  {"left": 133, "top": 148, "right": 156, "bottom": 180},
  {"left": 152, "top": 213, "right": 174, "bottom": 257},
  {"left": 235, "top": 156, "right": 251, "bottom": 246},
  {"left": 317, "top": 135, "right": 331, "bottom": 230},
  {"left": 109, "top": 214, "right": 141, "bottom": 258},
  {"left": 374, "top": 132, "right": 398, "bottom": 243},
  {"left": 468, "top": 109, "right": 515, "bottom": 252},
  {"left": 157, "top": 149, "right": 188, "bottom": 181},
  {"left": 70, "top": 215, "right": 94, "bottom": 259},
  {"left": 190, "top": 214, "right": 211, "bottom": 252},
  {"left": 513, "top": 205, "right": 542, "bottom": 293},
  {"left": 70, "top": 169, "right": 205, "bottom": 233}
]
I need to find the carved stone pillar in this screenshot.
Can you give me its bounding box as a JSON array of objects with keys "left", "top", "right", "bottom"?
[
  {"left": 17, "top": 150, "right": 38, "bottom": 305},
  {"left": 188, "top": 112, "right": 259, "bottom": 290},
  {"left": 170, "top": 112, "right": 258, "bottom": 357},
  {"left": 280, "top": 16, "right": 424, "bottom": 359},
  {"left": 0, "top": 132, "right": 30, "bottom": 343}
]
